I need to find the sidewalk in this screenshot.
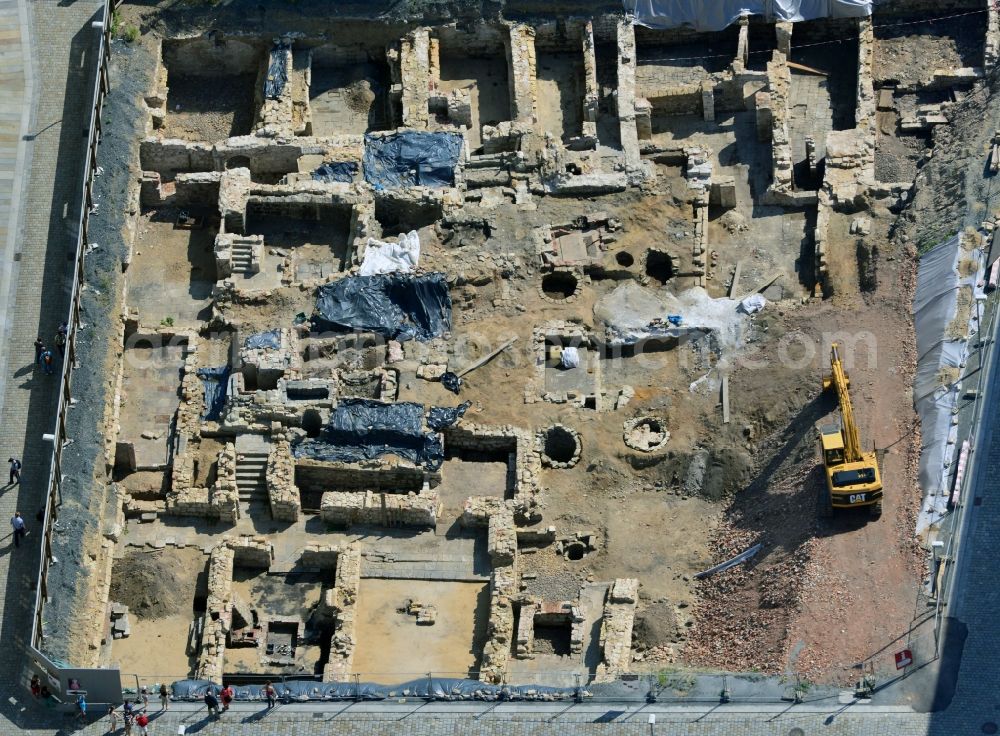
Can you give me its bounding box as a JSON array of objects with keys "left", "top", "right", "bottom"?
[{"left": 0, "top": 0, "right": 104, "bottom": 726}]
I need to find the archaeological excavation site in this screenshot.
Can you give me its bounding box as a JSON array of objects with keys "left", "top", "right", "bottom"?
[{"left": 32, "top": 0, "right": 1000, "bottom": 704}]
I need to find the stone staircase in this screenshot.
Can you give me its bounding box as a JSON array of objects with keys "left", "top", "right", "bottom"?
[
  {"left": 230, "top": 239, "right": 255, "bottom": 276},
  {"left": 236, "top": 450, "right": 269, "bottom": 503}
]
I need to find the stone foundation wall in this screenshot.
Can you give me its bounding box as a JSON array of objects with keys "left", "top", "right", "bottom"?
[
  {"left": 322, "top": 544, "right": 361, "bottom": 681},
  {"left": 320, "top": 488, "right": 438, "bottom": 527},
  {"left": 167, "top": 438, "right": 240, "bottom": 523},
  {"left": 196, "top": 536, "right": 274, "bottom": 683},
  {"left": 267, "top": 437, "right": 301, "bottom": 522},
  {"left": 766, "top": 51, "right": 793, "bottom": 194},
  {"left": 480, "top": 508, "right": 518, "bottom": 684},
  {"left": 593, "top": 578, "right": 639, "bottom": 683}
]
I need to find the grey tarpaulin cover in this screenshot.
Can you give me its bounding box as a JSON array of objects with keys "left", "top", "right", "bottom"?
[
  {"left": 312, "top": 273, "right": 451, "bottom": 342},
  {"left": 312, "top": 161, "right": 358, "bottom": 183},
  {"left": 292, "top": 398, "right": 446, "bottom": 470},
  {"left": 196, "top": 366, "right": 230, "bottom": 421},
  {"left": 625, "top": 0, "right": 870, "bottom": 31},
  {"left": 170, "top": 677, "right": 577, "bottom": 702},
  {"left": 913, "top": 235, "right": 984, "bottom": 534},
  {"left": 264, "top": 41, "right": 290, "bottom": 99},
  {"left": 244, "top": 329, "right": 281, "bottom": 350},
  {"left": 363, "top": 131, "right": 464, "bottom": 189}
]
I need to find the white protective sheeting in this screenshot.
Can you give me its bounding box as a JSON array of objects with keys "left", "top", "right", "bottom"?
[
  {"left": 359, "top": 230, "right": 421, "bottom": 276},
  {"left": 625, "top": 0, "right": 871, "bottom": 31},
  {"left": 913, "top": 235, "right": 985, "bottom": 536},
  {"left": 560, "top": 346, "right": 581, "bottom": 369}
]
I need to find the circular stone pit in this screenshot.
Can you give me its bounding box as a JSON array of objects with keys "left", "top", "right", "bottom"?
[
  {"left": 539, "top": 270, "right": 582, "bottom": 302},
  {"left": 623, "top": 416, "right": 670, "bottom": 452},
  {"left": 538, "top": 424, "right": 582, "bottom": 468},
  {"left": 615, "top": 251, "right": 635, "bottom": 267}
]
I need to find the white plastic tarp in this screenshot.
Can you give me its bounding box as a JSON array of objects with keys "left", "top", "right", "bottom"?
[
  {"left": 359, "top": 230, "right": 420, "bottom": 276},
  {"left": 913, "top": 235, "right": 985, "bottom": 535},
  {"left": 625, "top": 0, "right": 871, "bottom": 31},
  {"left": 560, "top": 347, "right": 581, "bottom": 369}
]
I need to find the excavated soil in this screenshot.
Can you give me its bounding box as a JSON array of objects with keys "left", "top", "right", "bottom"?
[{"left": 110, "top": 547, "right": 206, "bottom": 620}]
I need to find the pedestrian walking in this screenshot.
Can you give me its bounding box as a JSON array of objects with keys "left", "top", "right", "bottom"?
[
  {"left": 33, "top": 337, "right": 43, "bottom": 363},
  {"left": 264, "top": 681, "right": 276, "bottom": 709},
  {"left": 220, "top": 684, "right": 234, "bottom": 712},
  {"left": 158, "top": 683, "right": 169, "bottom": 711},
  {"left": 40, "top": 349, "right": 54, "bottom": 375},
  {"left": 107, "top": 704, "right": 118, "bottom": 734},
  {"left": 76, "top": 694, "right": 88, "bottom": 724},
  {"left": 8, "top": 457, "right": 20, "bottom": 485},
  {"left": 139, "top": 687, "right": 149, "bottom": 711},
  {"left": 135, "top": 712, "right": 149, "bottom": 736},
  {"left": 122, "top": 710, "right": 133, "bottom": 736},
  {"left": 29, "top": 675, "right": 40, "bottom": 699},
  {"left": 10, "top": 512, "right": 26, "bottom": 548},
  {"left": 54, "top": 328, "right": 66, "bottom": 357},
  {"left": 203, "top": 691, "right": 220, "bottom": 718}
]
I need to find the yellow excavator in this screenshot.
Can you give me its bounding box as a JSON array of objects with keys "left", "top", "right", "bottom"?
[{"left": 818, "top": 343, "right": 883, "bottom": 518}]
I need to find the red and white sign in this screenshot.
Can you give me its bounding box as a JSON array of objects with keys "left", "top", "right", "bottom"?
[{"left": 894, "top": 649, "right": 913, "bottom": 670}]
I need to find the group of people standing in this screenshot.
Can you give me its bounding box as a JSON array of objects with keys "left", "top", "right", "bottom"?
[{"left": 33, "top": 323, "right": 66, "bottom": 376}]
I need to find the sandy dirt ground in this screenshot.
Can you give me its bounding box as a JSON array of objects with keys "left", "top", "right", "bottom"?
[{"left": 352, "top": 579, "right": 489, "bottom": 681}]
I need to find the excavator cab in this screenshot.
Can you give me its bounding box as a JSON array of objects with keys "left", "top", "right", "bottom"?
[{"left": 819, "top": 345, "right": 883, "bottom": 519}]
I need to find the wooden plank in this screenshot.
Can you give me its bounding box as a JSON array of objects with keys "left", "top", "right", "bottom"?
[
  {"left": 721, "top": 374, "right": 730, "bottom": 424},
  {"left": 456, "top": 336, "right": 519, "bottom": 377},
  {"left": 729, "top": 260, "right": 743, "bottom": 298},
  {"left": 787, "top": 61, "right": 828, "bottom": 76},
  {"left": 740, "top": 270, "right": 783, "bottom": 300}
]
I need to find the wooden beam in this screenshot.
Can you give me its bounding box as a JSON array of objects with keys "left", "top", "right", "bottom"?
[
  {"left": 729, "top": 260, "right": 743, "bottom": 298},
  {"left": 787, "top": 61, "right": 828, "bottom": 76},
  {"left": 456, "top": 337, "right": 519, "bottom": 377},
  {"left": 740, "top": 270, "right": 783, "bottom": 300},
  {"left": 721, "top": 373, "right": 730, "bottom": 424}
]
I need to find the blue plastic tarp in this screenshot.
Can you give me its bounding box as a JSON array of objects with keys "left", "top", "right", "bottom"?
[
  {"left": 364, "top": 131, "right": 464, "bottom": 189},
  {"left": 312, "top": 273, "right": 451, "bottom": 342},
  {"left": 245, "top": 330, "right": 281, "bottom": 350},
  {"left": 312, "top": 161, "right": 358, "bottom": 183},
  {"left": 625, "top": 0, "right": 870, "bottom": 30},
  {"left": 196, "top": 366, "right": 229, "bottom": 421},
  {"left": 265, "top": 41, "right": 290, "bottom": 99}
]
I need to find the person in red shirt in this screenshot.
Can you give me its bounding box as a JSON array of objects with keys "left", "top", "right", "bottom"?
[
  {"left": 220, "top": 685, "right": 234, "bottom": 712},
  {"left": 135, "top": 711, "right": 149, "bottom": 736}
]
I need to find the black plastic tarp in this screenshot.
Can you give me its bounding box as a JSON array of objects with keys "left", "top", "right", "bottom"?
[
  {"left": 363, "top": 131, "right": 464, "bottom": 189},
  {"left": 170, "top": 677, "right": 578, "bottom": 702},
  {"left": 245, "top": 329, "right": 281, "bottom": 350},
  {"left": 292, "top": 398, "right": 446, "bottom": 470},
  {"left": 312, "top": 161, "right": 358, "bottom": 184},
  {"left": 312, "top": 273, "right": 451, "bottom": 342},
  {"left": 440, "top": 371, "right": 462, "bottom": 394},
  {"left": 265, "top": 41, "right": 290, "bottom": 99},
  {"left": 426, "top": 401, "right": 471, "bottom": 431},
  {"left": 171, "top": 680, "right": 216, "bottom": 700},
  {"left": 196, "top": 366, "right": 229, "bottom": 421}
]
